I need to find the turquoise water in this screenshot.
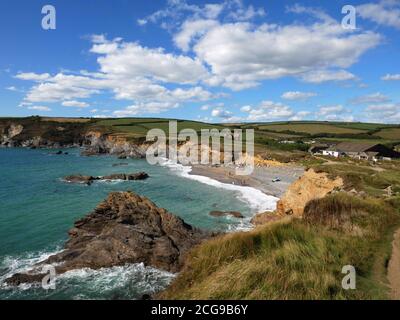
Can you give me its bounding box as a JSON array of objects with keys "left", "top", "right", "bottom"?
[{"left": 0, "top": 148, "right": 258, "bottom": 300}]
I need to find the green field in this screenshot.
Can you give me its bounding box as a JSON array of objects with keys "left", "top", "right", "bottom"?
[
  {"left": 373, "top": 128, "right": 400, "bottom": 140},
  {"left": 95, "top": 118, "right": 225, "bottom": 138},
  {"left": 257, "top": 123, "right": 367, "bottom": 135}
]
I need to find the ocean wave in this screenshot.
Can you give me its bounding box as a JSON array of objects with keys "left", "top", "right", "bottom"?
[
  {"left": 0, "top": 248, "right": 175, "bottom": 299},
  {"left": 0, "top": 247, "right": 63, "bottom": 289},
  {"left": 58, "top": 263, "right": 175, "bottom": 300},
  {"left": 159, "top": 159, "right": 279, "bottom": 214}
]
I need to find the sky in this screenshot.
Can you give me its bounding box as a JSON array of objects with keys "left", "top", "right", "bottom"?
[{"left": 0, "top": 0, "right": 400, "bottom": 123}]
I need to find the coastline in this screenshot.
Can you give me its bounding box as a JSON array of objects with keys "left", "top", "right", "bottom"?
[
  {"left": 159, "top": 159, "right": 302, "bottom": 217},
  {"left": 190, "top": 164, "right": 304, "bottom": 199}
]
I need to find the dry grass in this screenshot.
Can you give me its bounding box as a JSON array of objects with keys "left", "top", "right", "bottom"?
[{"left": 160, "top": 194, "right": 399, "bottom": 300}]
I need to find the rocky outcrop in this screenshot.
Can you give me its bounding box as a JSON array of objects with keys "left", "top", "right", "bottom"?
[
  {"left": 63, "top": 172, "right": 149, "bottom": 185},
  {"left": 209, "top": 211, "right": 244, "bottom": 218},
  {"left": 251, "top": 212, "right": 283, "bottom": 226},
  {"left": 6, "top": 191, "right": 211, "bottom": 286},
  {"left": 83, "top": 131, "right": 148, "bottom": 158},
  {"left": 276, "top": 169, "right": 343, "bottom": 217}
]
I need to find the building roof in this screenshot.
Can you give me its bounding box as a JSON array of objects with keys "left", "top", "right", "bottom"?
[{"left": 329, "top": 142, "right": 381, "bottom": 153}]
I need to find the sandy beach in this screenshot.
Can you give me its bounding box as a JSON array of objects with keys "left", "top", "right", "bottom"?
[{"left": 190, "top": 164, "right": 304, "bottom": 198}]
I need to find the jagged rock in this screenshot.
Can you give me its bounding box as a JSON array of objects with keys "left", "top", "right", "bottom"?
[
  {"left": 209, "top": 211, "right": 244, "bottom": 218},
  {"left": 63, "top": 172, "right": 149, "bottom": 185},
  {"left": 6, "top": 191, "right": 211, "bottom": 285},
  {"left": 63, "top": 174, "right": 96, "bottom": 185},
  {"left": 102, "top": 172, "right": 149, "bottom": 181},
  {"left": 276, "top": 169, "right": 343, "bottom": 217}
]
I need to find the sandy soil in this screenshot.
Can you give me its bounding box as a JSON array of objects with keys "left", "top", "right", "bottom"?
[
  {"left": 388, "top": 228, "right": 400, "bottom": 300},
  {"left": 190, "top": 164, "right": 304, "bottom": 198}
]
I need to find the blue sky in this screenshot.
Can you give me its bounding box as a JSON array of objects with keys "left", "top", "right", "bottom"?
[{"left": 1, "top": 0, "right": 400, "bottom": 123}]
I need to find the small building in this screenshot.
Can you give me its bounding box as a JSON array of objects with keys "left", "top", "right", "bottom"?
[
  {"left": 309, "top": 144, "right": 329, "bottom": 155},
  {"left": 322, "top": 142, "right": 400, "bottom": 161}
]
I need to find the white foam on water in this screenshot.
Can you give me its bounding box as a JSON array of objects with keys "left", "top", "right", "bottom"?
[
  {"left": 0, "top": 247, "right": 63, "bottom": 289},
  {"left": 58, "top": 263, "right": 175, "bottom": 299},
  {"left": 159, "top": 159, "right": 279, "bottom": 215}
]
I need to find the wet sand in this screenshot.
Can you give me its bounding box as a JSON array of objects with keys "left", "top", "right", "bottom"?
[{"left": 190, "top": 164, "right": 304, "bottom": 198}]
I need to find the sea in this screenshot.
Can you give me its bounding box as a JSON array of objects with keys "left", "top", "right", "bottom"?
[{"left": 0, "top": 148, "right": 278, "bottom": 300}]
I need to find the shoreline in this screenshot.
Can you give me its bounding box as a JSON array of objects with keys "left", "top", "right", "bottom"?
[{"left": 190, "top": 164, "right": 304, "bottom": 199}]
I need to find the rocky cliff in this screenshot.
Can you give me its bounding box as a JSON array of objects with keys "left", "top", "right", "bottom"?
[
  {"left": 0, "top": 119, "right": 149, "bottom": 158},
  {"left": 276, "top": 168, "right": 343, "bottom": 217},
  {"left": 6, "top": 191, "right": 211, "bottom": 285}
]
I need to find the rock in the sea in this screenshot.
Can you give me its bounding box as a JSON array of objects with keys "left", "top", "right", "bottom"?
[
  {"left": 209, "top": 211, "right": 244, "bottom": 219},
  {"left": 63, "top": 172, "right": 149, "bottom": 185},
  {"left": 63, "top": 174, "right": 96, "bottom": 185},
  {"left": 102, "top": 172, "right": 149, "bottom": 181},
  {"left": 6, "top": 191, "right": 210, "bottom": 285}
]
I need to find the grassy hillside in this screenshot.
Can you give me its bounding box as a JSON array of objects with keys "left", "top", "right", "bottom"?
[{"left": 160, "top": 163, "right": 400, "bottom": 300}]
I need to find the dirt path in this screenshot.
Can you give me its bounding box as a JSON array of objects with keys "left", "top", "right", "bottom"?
[{"left": 388, "top": 228, "right": 400, "bottom": 300}]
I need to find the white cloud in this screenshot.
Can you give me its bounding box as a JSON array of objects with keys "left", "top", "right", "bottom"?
[
  {"left": 96, "top": 41, "right": 209, "bottom": 84},
  {"left": 211, "top": 108, "right": 232, "bottom": 118},
  {"left": 365, "top": 103, "right": 400, "bottom": 122},
  {"left": 382, "top": 73, "right": 400, "bottom": 81},
  {"left": 240, "top": 105, "right": 252, "bottom": 112},
  {"left": 301, "top": 69, "right": 357, "bottom": 83},
  {"left": 357, "top": 1, "right": 400, "bottom": 29},
  {"left": 113, "top": 102, "right": 179, "bottom": 117},
  {"left": 193, "top": 18, "right": 377, "bottom": 89},
  {"left": 317, "top": 105, "right": 346, "bottom": 116},
  {"left": 349, "top": 92, "right": 390, "bottom": 105},
  {"left": 316, "top": 105, "right": 354, "bottom": 121},
  {"left": 290, "top": 111, "right": 312, "bottom": 121},
  {"left": 174, "top": 19, "right": 218, "bottom": 52},
  {"left": 6, "top": 86, "right": 18, "bottom": 91},
  {"left": 62, "top": 100, "right": 89, "bottom": 108},
  {"left": 200, "top": 104, "right": 210, "bottom": 111},
  {"left": 138, "top": 0, "right": 264, "bottom": 30},
  {"left": 281, "top": 91, "right": 317, "bottom": 101},
  {"left": 241, "top": 100, "right": 294, "bottom": 121},
  {"left": 16, "top": 38, "right": 217, "bottom": 114},
  {"left": 27, "top": 105, "right": 51, "bottom": 112},
  {"left": 15, "top": 72, "right": 50, "bottom": 81}
]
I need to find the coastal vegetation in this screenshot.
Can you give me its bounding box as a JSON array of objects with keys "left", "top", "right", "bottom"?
[{"left": 1, "top": 117, "right": 400, "bottom": 299}]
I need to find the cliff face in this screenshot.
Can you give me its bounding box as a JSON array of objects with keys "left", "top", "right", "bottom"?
[
  {"left": 276, "top": 169, "right": 343, "bottom": 217},
  {"left": 0, "top": 120, "right": 149, "bottom": 158},
  {"left": 6, "top": 191, "right": 211, "bottom": 285},
  {"left": 83, "top": 131, "right": 148, "bottom": 158}
]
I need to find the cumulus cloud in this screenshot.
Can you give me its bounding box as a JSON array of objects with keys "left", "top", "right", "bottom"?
[
  {"left": 382, "top": 73, "right": 400, "bottom": 81},
  {"left": 62, "top": 100, "right": 89, "bottom": 108},
  {"left": 27, "top": 105, "right": 51, "bottom": 112},
  {"left": 281, "top": 91, "right": 317, "bottom": 101},
  {"left": 211, "top": 107, "right": 233, "bottom": 118},
  {"left": 317, "top": 105, "right": 346, "bottom": 116},
  {"left": 193, "top": 19, "right": 377, "bottom": 89},
  {"left": 113, "top": 102, "right": 179, "bottom": 117},
  {"left": 301, "top": 69, "right": 357, "bottom": 83},
  {"left": 15, "top": 72, "right": 50, "bottom": 81},
  {"left": 16, "top": 37, "right": 217, "bottom": 114},
  {"left": 365, "top": 103, "right": 400, "bottom": 122},
  {"left": 290, "top": 111, "right": 312, "bottom": 121},
  {"left": 241, "top": 100, "right": 294, "bottom": 121},
  {"left": 316, "top": 105, "right": 353, "bottom": 121},
  {"left": 174, "top": 19, "right": 219, "bottom": 52},
  {"left": 349, "top": 92, "right": 390, "bottom": 105},
  {"left": 357, "top": 1, "right": 400, "bottom": 29}
]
